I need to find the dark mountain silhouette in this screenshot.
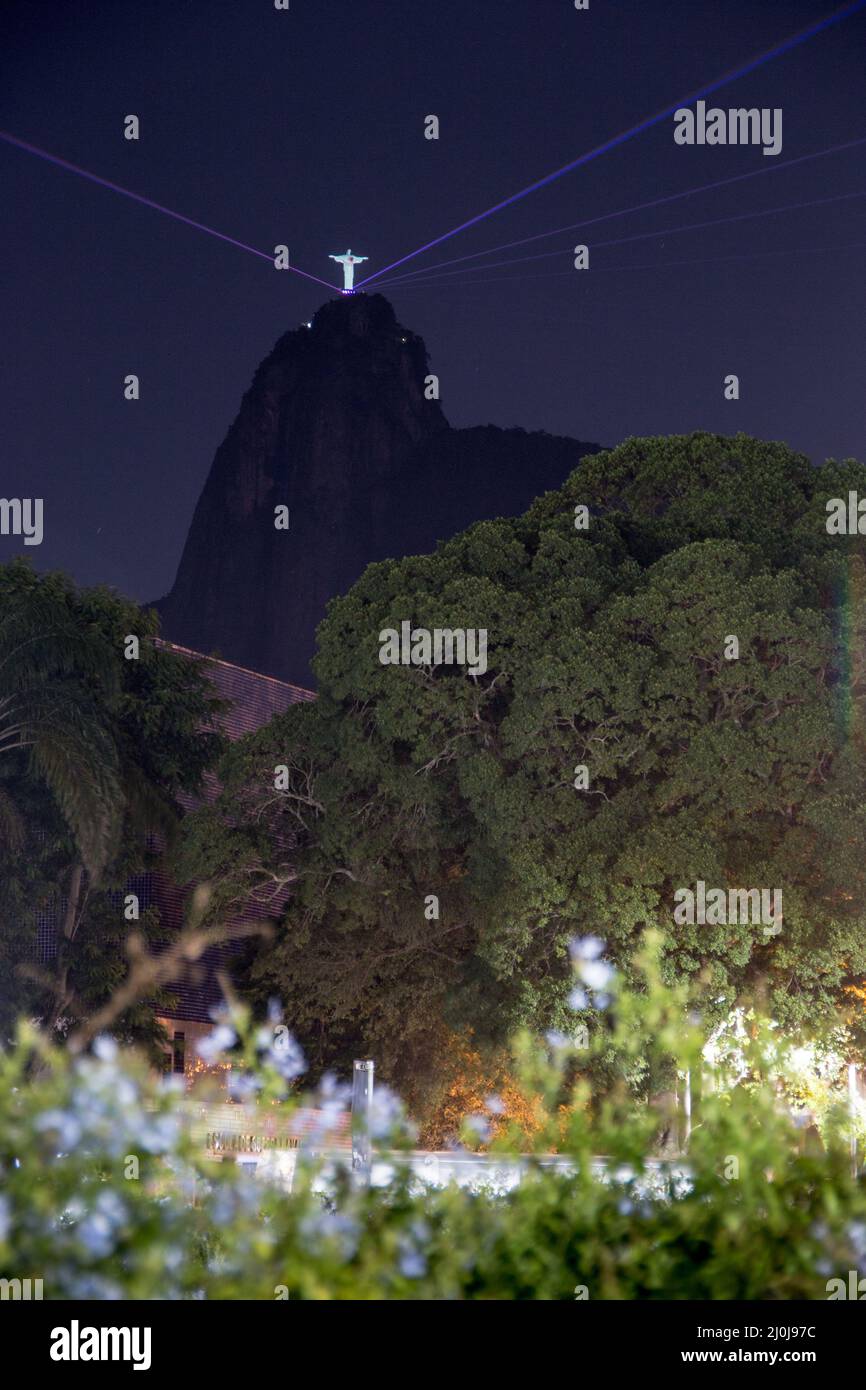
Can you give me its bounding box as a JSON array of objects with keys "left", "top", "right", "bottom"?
[{"left": 154, "top": 293, "right": 601, "bottom": 685}]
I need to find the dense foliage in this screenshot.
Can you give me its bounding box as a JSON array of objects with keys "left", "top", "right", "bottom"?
[
  {"left": 0, "top": 561, "right": 223, "bottom": 1049},
  {"left": 179, "top": 433, "right": 866, "bottom": 1103},
  {"left": 2, "top": 939, "right": 865, "bottom": 1301}
]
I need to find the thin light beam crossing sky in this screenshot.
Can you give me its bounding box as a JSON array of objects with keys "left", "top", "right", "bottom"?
[
  {"left": 371, "top": 188, "right": 866, "bottom": 291},
  {"left": 0, "top": 129, "right": 336, "bottom": 292},
  {"left": 373, "top": 240, "right": 866, "bottom": 294},
  {"left": 2, "top": 6, "right": 864, "bottom": 304},
  {"left": 376, "top": 135, "right": 866, "bottom": 288},
  {"left": 357, "top": 0, "right": 866, "bottom": 289}
]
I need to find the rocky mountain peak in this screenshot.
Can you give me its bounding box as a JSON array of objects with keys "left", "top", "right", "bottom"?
[{"left": 155, "top": 295, "right": 600, "bottom": 684}]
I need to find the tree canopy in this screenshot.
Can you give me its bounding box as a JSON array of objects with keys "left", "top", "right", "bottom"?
[
  {"left": 0, "top": 561, "right": 223, "bottom": 1047},
  {"left": 179, "top": 433, "right": 866, "bottom": 1099}
]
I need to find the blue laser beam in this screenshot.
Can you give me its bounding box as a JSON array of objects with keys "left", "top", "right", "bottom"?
[
  {"left": 370, "top": 188, "right": 866, "bottom": 291},
  {"left": 0, "top": 130, "right": 336, "bottom": 292},
  {"left": 377, "top": 135, "right": 866, "bottom": 288},
  {"left": 357, "top": 0, "right": 866, "bottom": 289}
]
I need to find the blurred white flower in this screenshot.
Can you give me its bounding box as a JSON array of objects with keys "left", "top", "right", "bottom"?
[
  {"left": 369, "top": 1085, "right": 405, "bottom": 1139},
  {"left": 466, "top": 1114, "right": 491, "bottom": 1142},
  {"left": 196, "top": 1025, "right": 237, "bottom": 1064},
  {"left": 77, "top": 1211, "right": 114, "bottom": 1258},
  {"left": 36, "top": 1109, "right": 83, "bottom": 1150},
  {"left": 848, "top": 1221, "right": 866, "bottom": 1261},
  {"left": 263, "top": 1030, "right": 306, "bottom": 1081},
  {"left": 569, "top": 935, "right": 605, "bottom": 962},
  {"left": 227, "top": 1071, "right": 261, "bottom": 1101},
  {"left": 578, "top": 960, "right": 614, "bottom": 992},
  {"left": 399, "top": 1249, "right": 427, "bottom": 1279}
]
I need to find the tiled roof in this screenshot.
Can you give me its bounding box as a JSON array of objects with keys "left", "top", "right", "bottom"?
[{"left": 155, "top": 640, "right": 314, "bottom": 744}]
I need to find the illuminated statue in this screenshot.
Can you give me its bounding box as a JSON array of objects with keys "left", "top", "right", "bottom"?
[{"left": 329, "top": 249, "right": 368, "bottom": 293}]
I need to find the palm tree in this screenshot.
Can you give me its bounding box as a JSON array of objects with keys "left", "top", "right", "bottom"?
[
  {"left": 0, "top": 562, "right": 125, "bottom": 881},
  {"left": 0, "top": 561, "right": 222, "bottom": 1042}
]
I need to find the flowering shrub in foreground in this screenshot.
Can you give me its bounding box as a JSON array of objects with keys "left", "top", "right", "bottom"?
[{"left": 2, "top": 935, "right": 866, "bottom": 1300}]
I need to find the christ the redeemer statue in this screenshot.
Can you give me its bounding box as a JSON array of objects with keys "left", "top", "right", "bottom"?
[{"left": 329, "top": 249, "right": 368, "bottom": 293}]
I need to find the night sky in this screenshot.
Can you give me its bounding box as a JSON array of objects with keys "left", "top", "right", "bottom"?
[{"left": 1, "top": 0, "right": 864, "bottom": 604}]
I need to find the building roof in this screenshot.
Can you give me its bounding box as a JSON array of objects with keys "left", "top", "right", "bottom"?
[{"left": 155, "top": 640, "right": 314, "bottom": 744}]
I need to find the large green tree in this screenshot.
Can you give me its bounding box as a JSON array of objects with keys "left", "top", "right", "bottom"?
[
  {"left": 179, "top": 433, "right": 866, "bottom": 1096},
  {"left": 0, "top": 561, "right": 223, "bottom": 1047}
]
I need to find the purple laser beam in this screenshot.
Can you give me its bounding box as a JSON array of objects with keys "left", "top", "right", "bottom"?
[
  {"left": 378, "top": 135, "right": 866, "bottom": 287},
  {"left": 371, "top": 188, "right": 866, "bottom": 290},
  {"left": 373, "top": 240, "right": 866, "bottom": 293},
  {"left": 357, "top": 0, "right": 866, "bottom": 289},
  {"left": 0, "top": 130, "right": 336, "bottom": 292}
]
